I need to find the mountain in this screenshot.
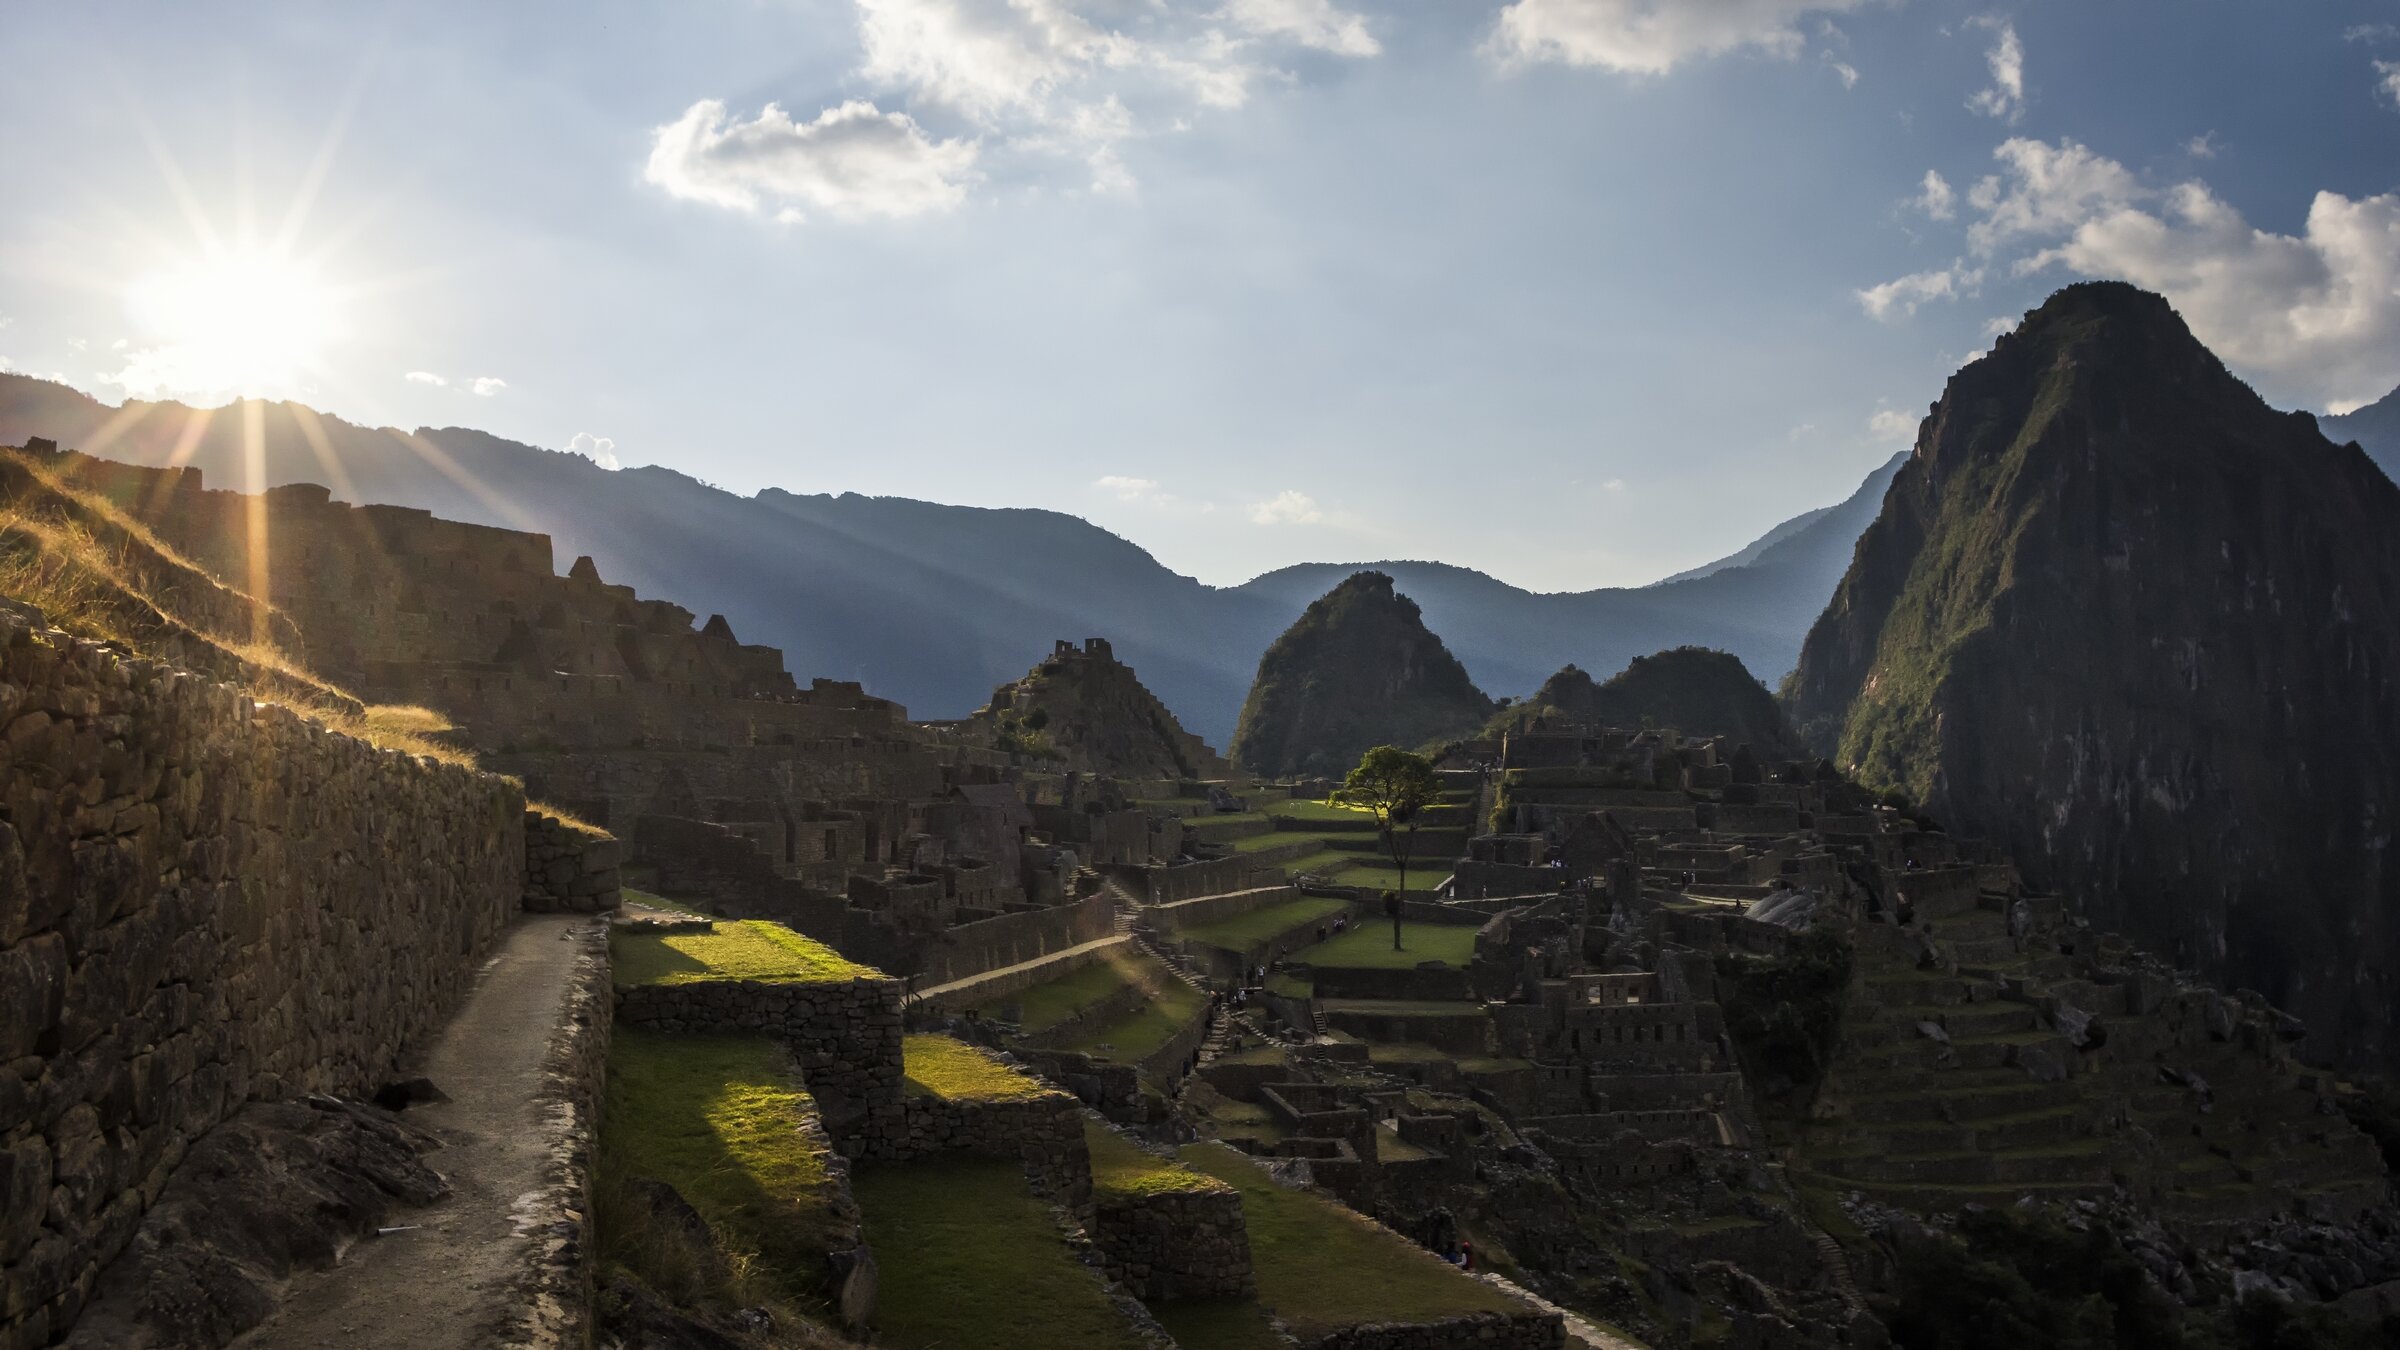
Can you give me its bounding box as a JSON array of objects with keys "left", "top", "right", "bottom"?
[
  {"left": 2320, "top": 385, "right": 2400, "bottom": 485},
  {"left": 1785, "top": 281, "right": 2400, "bottom": 1070},
  {"left": 1232, "top": 455, "right": 1903, "bottom": 706},
  {"left": 1491, "top": 649, "right": 1801, "bottom": 756},
  {"left": 1230, "top": 571, "right": 1495, "bottom": 777},
  {"left": 965, "top": 638, "right": 1230, "bottom": 779},
  {"left": 1654, "top": 451, "right": 1902, "bottom": 585},
  {"left": 0, "top": 374, "right": 1889, "bottom": 744}
]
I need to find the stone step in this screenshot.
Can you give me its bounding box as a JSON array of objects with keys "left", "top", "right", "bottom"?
[{"left": 1837, "top": 1077, "right": 2084, "bottom": 1125}]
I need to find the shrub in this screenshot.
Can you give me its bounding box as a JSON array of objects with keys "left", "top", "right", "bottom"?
[{"left": 1715, "top": 924, "right": 1851, "bottom": 1102}]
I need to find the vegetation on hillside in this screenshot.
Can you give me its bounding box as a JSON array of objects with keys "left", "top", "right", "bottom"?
[
  {"left": 612, "top": 920, "right": 881, "bottom": 988},
  {"left": 1715, "top": 924, "right": 1852, "bottom": 1103},
  {"left": 1489, "top": 647, "right": 1801, "bottom": 756}
]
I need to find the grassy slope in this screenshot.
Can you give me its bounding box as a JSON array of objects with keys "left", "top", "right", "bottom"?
[
  {"left": 1292, "top": 921, "right": 1479, "bottom": 969},
  {"left": 596, "top": 1030, "right": 847, "bottom": 1311},
  {"left": 1058, "top": 971, "right": 1208, "bottom": 1062},
  {"left": 853, "top": 1157, "right": 1145, "bottom": 1350},
  {"left": 1180, "top": 1143, "right": 1518, "bottom": 1338},
  {"left": 1176, "top": 896, "right": 1349, "bottom": 950},
  {"left": 612, "top": 920, "right": 881, "bottom": 987},
  {"left": 1083, "top": 1118, "right": 1229, "bottom": 1198}
]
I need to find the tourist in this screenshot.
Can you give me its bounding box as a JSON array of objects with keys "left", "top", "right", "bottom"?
[{"left": 1461, "top": 1240, "right": 1475, "bottom": 1272}]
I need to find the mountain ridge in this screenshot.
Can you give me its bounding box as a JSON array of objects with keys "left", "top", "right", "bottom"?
[{"left": 0, "top": 372, "right": 1896, "bottom": 744}]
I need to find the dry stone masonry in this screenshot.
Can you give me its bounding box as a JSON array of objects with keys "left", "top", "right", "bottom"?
[
  {"left": 519, "top": 810, "right": 622, "bottom": 913},
  {"left": 0, "top": 599, "right": 525, "bottom": 1350}
]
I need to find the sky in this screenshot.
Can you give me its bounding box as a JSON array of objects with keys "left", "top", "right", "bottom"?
[{"left": 1, "top": 1, "right": 2396, "bottom": 591}]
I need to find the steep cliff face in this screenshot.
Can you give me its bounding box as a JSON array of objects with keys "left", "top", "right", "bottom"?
[
  {"left": 1785, "top": 282, "right": 2400, "bottom": 1068},
  {"left": 968, "top": 638, "right": 1230, "bottom": 779},
  {"left": 1231, "top": 571, "right": 1495, "bottom": 777},
  {"left": 1492, "top": 648, "right": 1800, "bottom": 755}
]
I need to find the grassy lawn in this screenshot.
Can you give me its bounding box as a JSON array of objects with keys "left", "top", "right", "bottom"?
[
  {"left": 596, "top": 1030, "right": 846, "bottom": 1310},
  {"left": 1269, "top": 797, "right": 1379, "bottom": 824},
  {"left": 1336, "top": 863, "right": 1450, "bottom": 895},
  {"left": 1084, "top": 1118, "right": 1229, "bottom": 1198},
  {"left": 612, "top": 919, "right": 879, "bottom": 987},
  {"left": 853, "top": 1157, "right": 1146, "bottom": 1350},
  {"left": 1175, "top": 896, "right": 1348, "bottom": 950},
  {"left": 902, "top": 1034, "right": 1052, "bottom": 1101},
  {"left": 1279, "top": 848, "right": 1371, "bottom": 878},
  {"left": 1228, "top": 829, "right": 1350, "bottom": 854},
  {"left": 1292, "top": 921, "right": 1479, "bottom": 969},
  {"left": 1058, "top": 972, "right": 1209, "bottom": 1064},
  {"left": 1180, "top": 1143, "right": 1519, "bottom": 1338},
  {"left": 1148, "top": 1297, "right": 1289, "bottom": 1350},
  {"left": 1011, "top": 947, "right": 1182, "bottom": 1032}
]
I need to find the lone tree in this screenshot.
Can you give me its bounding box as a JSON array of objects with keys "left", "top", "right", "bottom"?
[{"left": 1336, "top": 744, "right": 1439, "bottom": 950}]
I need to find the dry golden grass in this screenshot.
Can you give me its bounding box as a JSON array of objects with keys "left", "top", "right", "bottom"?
[{"left": 530, "top": 801, "right": 613, "bottom": 837}]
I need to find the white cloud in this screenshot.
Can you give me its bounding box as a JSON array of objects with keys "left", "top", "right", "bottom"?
[
  {"left": 646, "top": 99, "right": 978, "bottom": 221},
  {"left": 1965, "top": 17, "right": 2024, "bottom": 122},
  {"left": 1095, "top": 474, "right": 1161, "bottom": 500},
  {"left": 1826, "top": 56, "right": 1859, "bottom": 88},
  {"left": 1855, "top": 262, "right": 1984, "bottom": 321},
  {"left": 1914, "top": 169, "right": 1956, "bottom": 220},
  {"left": 2185, "top": 131, "right": 2219, "bottom": 159},
  {"left": 1248, "top": 489, "right": 1324, "bottom": 525},
  {"left": 470, "top": 376, "right": 508, "bottom": 397},
  {"left": 1600, "top": 477, "right": 1628, "bottom": 492},
  {"left": 2022, "top": 180, "right": 2400, "bottom": 409},
  {"left": 2376, "top": 60, "right": 2400, "bottom": 112},
  {"left": 66, "top": 337, "right": 88, "bottom": 352},
  {"left": 1965, "top": 137, "right": 2143, "bottom": 255},
  {"left": 405, "top": 370, "right": 448, "bottom": 387},
  {"left": 1224, "top": 0, "right": 1380, "bottom": 57},
  {"left": 1486, "top": 0, "right": 1874, "bottom": 75},
  {"left": 567, "top": 432, "right": 620, "bottom": 470},
  {"left": 2346, "top": 24, "right": 2400, "bottom": 44},
  {"left": 1867, "top": 405, "right": 1916, "bottom": 442}
]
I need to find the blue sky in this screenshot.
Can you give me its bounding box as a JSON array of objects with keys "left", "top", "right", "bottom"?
[{"left": 2, "top": 0, "right": 2396, "bottom": 589}]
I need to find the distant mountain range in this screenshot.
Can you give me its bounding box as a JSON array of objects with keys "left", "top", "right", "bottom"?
[
  {"left": 0, "top": 373, "right": 1896, "bottom": 744},
  {"left": 2319, "top": 385, "right": 2400, "bottom": 484}
]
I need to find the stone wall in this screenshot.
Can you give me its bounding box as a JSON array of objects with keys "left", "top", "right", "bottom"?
[
  {"left": 865, "top": 1088, "right": 1091, "bottom": 1210},
  {"left": 613, "top": 975, "right": 904, "bottom": 1151},
  {"left": 0, "top": 603, "right": 526, "bottom": 1349},
  {"left": 492, "top": 921, "right": 613, "bottom": 1349},
  {"left": 1304, "top": 1311, "right": 1565, "bottom": 1350},
  {"left": 1143, "top": 885, "right": 1304, "bottom": 934},
  {"left": 521, "top": 812, "right": 623, "bottom": 913},
  {"left": 1113, "top": 856, "right": 1268, "bottom": 905},
  {"left": 1090, "top": 1186, "right": 1252, "bottom": 1299}
]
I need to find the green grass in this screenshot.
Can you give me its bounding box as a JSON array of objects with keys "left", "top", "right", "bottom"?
[
  {"left": 1175, "top": 896, "right": 1349, "bottom": 951},
  {"left": 612, "top": 919, "right": 880, "bottom": 988},
  {"left": 1085, "top": 1118, "right": 1230, "bottom": 1198},
  {"left": 1292, "top": 921, "right": 1479, "bottom": 969},
  {"left": 1279, "top": 848, "right": 1371, "bottom": 878},
  {"left": 1059, "top": 972, "right": 1209, "bottom": 1065},
  {"left": 1228, "top": 829, "right": 1353, "bottom": 854},
  {"left": 1011, "top": 947, "right": 1183, "bottom": 1032},
  {"left": 1180, "top": 1143, "right": 1519, "bottom": 1337},
  {"left": 854, "top": 1157, "right": 1146, "bottom": 1350},
  {"left": 596, "top": 1030, "right": 846, "bottom": 1309},
  {"left": 902, "top": 1034, "right": 1052, "bottom": 1101},
  {"left": 1336, "top": 863, "right": 1449, "bottom": 895},
  {"left": 1148, "top": 1297, "right": 1289, "bottom": 1350}
]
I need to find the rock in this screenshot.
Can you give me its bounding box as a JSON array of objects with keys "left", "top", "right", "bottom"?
[{"left": 370, "top": 1077, "right": 448, "bottom": 1112}]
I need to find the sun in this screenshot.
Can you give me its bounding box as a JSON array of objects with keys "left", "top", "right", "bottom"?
[{"left": 121, "top": 243, "right": 339, "bottom": 402}]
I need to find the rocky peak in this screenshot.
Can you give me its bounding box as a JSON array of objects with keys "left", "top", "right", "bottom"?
[
  {"left": 1231, "top": 570, "right": 1494, "bottom": 777},
  {"left": 1784, "top": 281, "right": 2400, "bottom": 1069},
  {"left": 970, "top": 637, "right": 1228, "bottom": 779}
]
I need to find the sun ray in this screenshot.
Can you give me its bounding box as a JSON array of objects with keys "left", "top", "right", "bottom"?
[{"left": 289, "top": 402, "right": 363, "bottom": 505}]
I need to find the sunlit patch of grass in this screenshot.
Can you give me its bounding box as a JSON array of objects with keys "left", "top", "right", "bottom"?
[
  {"left": 596, "top": 1030, "right": 849, "bottom": 1325},
  {"left": 901, "top": 1034, "right": 1051, "bottom": 1101},
  {"left": 1084, "top": 1117, "right": 1227, "bottom": 1199},
  {"left": 613, "top": 919, "right": 882, "bottom": 988}
]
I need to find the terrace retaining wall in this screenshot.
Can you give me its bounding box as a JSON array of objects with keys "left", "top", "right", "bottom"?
[
  {"left": 613, "top": 975, "right": 904, "bottom": 1151},
  {"left": 1091, "top": 1186, "right": 1252, "bottom": 1299},
  {"left": 0, "top": 601, "right": 527, "bottom": 1350},
  {"left": 521, "top": 811, "right": 623, "bottom": 913}
]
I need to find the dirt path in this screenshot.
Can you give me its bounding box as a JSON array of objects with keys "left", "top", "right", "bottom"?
[{"left": 234, "top": 913, "right": 596, "bottom": 1350}]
